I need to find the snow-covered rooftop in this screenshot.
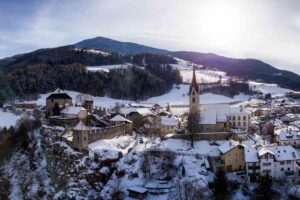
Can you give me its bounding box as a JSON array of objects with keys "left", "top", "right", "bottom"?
[
  {"left": 161, "top": 116, "right": 177, "bottom": 126},
  {"left": 200, "top": 104, "right": 229, "bottom": 125},
  {"left": 244, "top": 147, "right": 260, "bottom": 163},
  {"left": 120, "top": 108, "right": 153, "bottom": 116},
  {"left": 73, "top": 121, "right": 90, "bottom": 131},
  {"left": 245, "top": 145, "right": 300, "bottom": 163},
  {"left": 275, "top": 127, "right": 300, "bottom": 141},
  {"left": 218, "top": 140, "right": 240, "bottom": 154},
  {"left": 110, "top": 115, "right": 132, "bottom": 123},
  {"left": 61, "top": 106, "right": 86, "bottom": 115}
]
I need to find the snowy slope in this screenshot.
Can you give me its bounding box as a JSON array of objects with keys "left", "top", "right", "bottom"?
[
  {"left": 86, "top": 63, "right": 133, "bottom": 72},
  {"left": 0, "top": 110, "right": 20, "bottom": 128},
  {"left": 249, "top": 81, "right": 292, "bottom": 97},
  {"left": 170, "top": 57, "right": 230, "bottom": 83}
]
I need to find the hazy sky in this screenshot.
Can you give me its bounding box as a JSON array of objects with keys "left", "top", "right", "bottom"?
[{"left": 1, "top": 0, "right": 300, "bottom": 74}]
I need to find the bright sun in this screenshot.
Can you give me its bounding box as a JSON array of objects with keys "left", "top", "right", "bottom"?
[{"left": 196, "top": 2, "right": 246, "bottom": 49}]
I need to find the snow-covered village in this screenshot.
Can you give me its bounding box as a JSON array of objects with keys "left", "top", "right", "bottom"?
[
  {"left": 1, "top": 55, "right": 300, "bottom": 199},
  {"left": 1, "top": 1, "right": 300, "bottom": 200}
]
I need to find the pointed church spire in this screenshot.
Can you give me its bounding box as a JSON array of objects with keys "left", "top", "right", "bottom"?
[{"left": 189, "top": 65, "right": 199, "bottom": 95}]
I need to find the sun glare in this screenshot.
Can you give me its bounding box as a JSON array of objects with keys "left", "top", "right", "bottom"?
[{"left": 197, "top": 2, "right": 245, "bottom": 49}]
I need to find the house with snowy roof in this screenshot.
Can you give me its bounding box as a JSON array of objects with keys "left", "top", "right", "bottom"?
[
  {"left": 245, "top": 145, "right": 300, "bottom": 181},
  {"left": 275, "top": 127, "right": 300, "bottom": 147},
  {"left": 160, "top": 115, "right": 178, "bottom": 135},
  {"left": 218, "top": 140, "right": 245, "bottom": 172},
  {"left": 120, "top": 107, "right": 157, "bottom": 129},
  {"left": 229, "top": 105, "right": 251, "bottom": 132},
  {"left": 60, "top": 106, "right": 87, "bottom": 120},
  {"left": 46, "top": 88, "right": 73, "bottom": 116}
]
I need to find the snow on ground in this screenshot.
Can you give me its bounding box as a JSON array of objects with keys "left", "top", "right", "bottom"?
[
  {"left": 86, "top": 63, "right": 133, "bottom": 73},
  {"left": 4, "top": 129, "right": 54, "bottom": 199},
  {"left": 144, "top": 84, "right": 249, "bottom": 106},
  {"left": 74, "top": 48, "right": 111, "bottom": 56},
  {"left": 36, "top": 85, "right": 250, "bottom": 109},
  {"left": 180, "top": 69, "right": 230, "bottom": 83},
  {"left": 249, "top": 81, "right": 292, "bottom": 97},
  {"left": 36, "top": 90, "right": 131, "bottom": 109},
  {"left": 88, "top": 135, "right": 137, "bottom": 160},
  {"left": 170, "top": 58, "right": 230, "bottom": 83},
  {"left": 155, "top": 139, "right": 221, "bottom": 157},
  {"left": 0, "top": 110, "right": 21, "bottom": 128}
]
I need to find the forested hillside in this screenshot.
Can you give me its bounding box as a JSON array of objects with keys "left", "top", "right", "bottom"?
[{"left": 0, "top": 63, "right": 181, "bottom": 105}]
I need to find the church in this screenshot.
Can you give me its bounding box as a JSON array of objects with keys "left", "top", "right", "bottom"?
[{"left": 189, "top": 67, "right": 230, "bottom": 133}]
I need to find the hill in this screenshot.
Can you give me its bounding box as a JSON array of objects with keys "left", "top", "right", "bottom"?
[
  {"left": 74, "top": 36, "right": 169, "bottom": 55},
  {"left": 171, "top": 51, "right": 300, "bottom": 91}
]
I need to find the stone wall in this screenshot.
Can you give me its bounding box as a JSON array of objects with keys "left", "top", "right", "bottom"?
[
  {"left": 88, "top": 123, "right": 132, "bottom": 144},
  {"left": 171, "top": 132, "right": 232, "bottom": 141},
  {"left": 48, "top": 117, "right": 79, "bottom": 127}
]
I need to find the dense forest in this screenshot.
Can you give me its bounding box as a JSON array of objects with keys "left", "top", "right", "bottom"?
[
  {"left": 0, "top": 62, "right": 182, "bottom": 105},
  {"left": 0, "top": 46, "right": 181, "bottom": 105}
]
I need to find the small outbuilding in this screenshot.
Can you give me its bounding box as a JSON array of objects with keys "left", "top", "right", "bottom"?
[{"left": 127, "top": 186, "right": 148, "bottom": 199}]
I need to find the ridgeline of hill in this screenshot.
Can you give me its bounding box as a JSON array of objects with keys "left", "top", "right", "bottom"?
[
  {"left": 171, "top": 51, "right": 300, "bottom": 91},
  {"left": 0, "top": 36, "right": 300, "bottom": 105}
]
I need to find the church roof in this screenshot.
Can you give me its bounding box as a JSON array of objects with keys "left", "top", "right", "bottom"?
[{"left": 189, "top": 66, "right": 199, "bottom": 95}]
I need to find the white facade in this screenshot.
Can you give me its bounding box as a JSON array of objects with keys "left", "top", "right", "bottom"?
[
  {"left": 245, "top": 145, "right": 300, "bottom": 181},
  {"left": 230, "top": 106, "right": 251, "bottom": 132}
]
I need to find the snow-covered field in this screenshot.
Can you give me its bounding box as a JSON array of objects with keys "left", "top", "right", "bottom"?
[
  {"left": 249, "top": 81, "right": 292, "bottom": 97},
  {"left": 0, "top": 110, "right": 20, "bottom": 128},
  {"left": 180, "top": 69, "right": 230, "bottom": 83},
  {"left": 86, "top": 63, "right": 134, "bottom": 72},
  {"left": 36, "top": 85, "right": 250, "bottom": 109},
  {"left": 170, "top": 58, "right": 230, "bottom": 83}
]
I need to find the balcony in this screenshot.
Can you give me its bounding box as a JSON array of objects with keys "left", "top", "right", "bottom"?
[{"left": 248, "top": 166, "right": 260, "bottom": 170}]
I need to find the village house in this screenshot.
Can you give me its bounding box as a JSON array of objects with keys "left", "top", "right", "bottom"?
[
  {"left": 160, "top": 115, "right": 178, "bottom": 136},
  {"left": 229, "top": 105, "right": 251, "bottom": 132},
  {"left": 275, "top": 127, "right": 300, "bottom": 147},
  {"left": 14, "top": 101, "right": 37, "bottom": 110},
  {"left": 120, "top": 107, "right": 157, "bottom": 129},
  {"left": 218, "top": 140, "right": 245, "bottom": 172},
  {"left": 46, "top": 89, "right": 73, "bottom": 116},
  {"left": 245, "top": 145, "right": 300, "bottom": 181}
]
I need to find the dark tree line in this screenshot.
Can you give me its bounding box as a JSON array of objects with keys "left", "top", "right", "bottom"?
[
  {"left": 1, "top": 63, "right": 182, "bottom": 104},
  {"left": 202, "top": 82, "right": 255, "bottom": 98},
  {"left": 132, "top": 53, "right": 177, "bottom": 66}
]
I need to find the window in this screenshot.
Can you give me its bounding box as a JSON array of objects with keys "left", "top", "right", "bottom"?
[
  {"left": 238, "top": 116, "right": 241, "bottom": 120},
  {"left": 280, "top": 161, "right": 285, "bottom": 165},
  {"left": 238, "top": 122, "right": 241, "bottom": 126},
  {"left": 263, "top": 163, "right": 271, "bottom": 166},
  {"left": 224, "top": 123, "right": 227, "bottom": 128},
  {"left": 287, "top": 161, "right": 291, "bottom": 164},
  {"left": 243, "top": 116, "right": 247, "bottom": 121},
  {"left": 281, "top": 168, "right": 284, "bottom": 171},
  {"left": 192, "top": 98, "right": 195, "bottom": 103},
  {"left": 233, "top": 116, "right": 236, "bottom": 120},
  {"left": 243, "top": 122, "right": 247, "bottom": 126}
]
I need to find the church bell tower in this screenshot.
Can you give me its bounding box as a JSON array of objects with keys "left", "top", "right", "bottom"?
[{"left": 189, "top": 66, "right": 199, "bottom": 113}]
